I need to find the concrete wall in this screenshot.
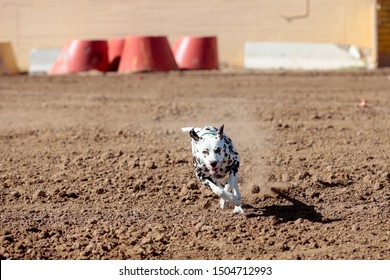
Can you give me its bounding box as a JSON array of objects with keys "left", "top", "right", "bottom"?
[{"left": 0, "top": 0, "right": 376, "bottom": 70}]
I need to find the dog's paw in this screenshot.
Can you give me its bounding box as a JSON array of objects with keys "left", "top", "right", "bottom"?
[
  {"left": 219, "top": 198, "right": 227, "bottom": 209},
  {"left": 233, "top": 206, "right": 244, "bottom": 214}
]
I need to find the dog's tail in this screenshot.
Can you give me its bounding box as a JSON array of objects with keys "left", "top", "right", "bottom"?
[{"left": 181, "top": 127, "right": 194, "bottom": 133}]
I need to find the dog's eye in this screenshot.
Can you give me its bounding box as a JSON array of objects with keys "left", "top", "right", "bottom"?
[
  {"left": 214, "top": 147, "right": 221, "bottom": 154},
  {"left": 202, "top": 150, "right": 209, "bottom": 155}
]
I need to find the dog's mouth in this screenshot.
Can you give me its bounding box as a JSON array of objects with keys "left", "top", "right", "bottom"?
[{"left": 209, "top": 167, "right": 219, "bottom": 175}]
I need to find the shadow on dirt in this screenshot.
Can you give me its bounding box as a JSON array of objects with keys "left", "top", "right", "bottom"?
[{"left": 244, "top": 188, "right": 338, "bottom": 224}]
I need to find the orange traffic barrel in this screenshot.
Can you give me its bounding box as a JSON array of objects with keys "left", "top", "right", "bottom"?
[
  {"left": 172, "top": 36, "right": 219, "bottom": 70},
  {"left": 50, "top": 40, "right": 109, "bottom": 74},
  {"left": 107, "top": 38, "right": 125, "bottom": 71},
  {"left": 118, "top": 36, "right": 178, "bottom": 73},
  {"left": 0, "top": 42, "right": 19, "bottom": 74}
]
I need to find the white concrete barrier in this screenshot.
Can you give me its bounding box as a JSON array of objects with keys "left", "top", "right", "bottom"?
[
  {"left": 244, "top": 42, "right": 367, "bottom": 70},
  {"left": 29, "top": 48, "right": 62, "bottom": 74}
]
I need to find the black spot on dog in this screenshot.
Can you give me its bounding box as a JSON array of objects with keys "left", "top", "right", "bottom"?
[{"left": 231, "top": 161, "right": 240, "bottom": 175}]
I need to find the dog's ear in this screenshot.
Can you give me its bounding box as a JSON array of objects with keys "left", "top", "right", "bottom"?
[
  {"left": 190, "top": 128, "right": 201, "bottom": 142},
  {"left": 218, "top": 124, "right": 224, "bottom": 138}
]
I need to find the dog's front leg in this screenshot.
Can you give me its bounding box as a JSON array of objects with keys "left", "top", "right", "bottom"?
[{"left": 201, "top": 176, "right": 241, "bottom": 207}]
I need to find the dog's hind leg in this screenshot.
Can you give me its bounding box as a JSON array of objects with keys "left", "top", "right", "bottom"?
[
  {"left": 228, "top": 172, "right": 244, "bottom": 214},
  {"left": 232, "top": 192, "right": 244, "bottom": 213},
  {"left": 220, "top": 183, "right": 232, "bottom": 209}
]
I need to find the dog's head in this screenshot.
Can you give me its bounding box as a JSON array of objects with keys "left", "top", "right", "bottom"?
[{"left": 190, "top": 125, "right": 226, "bottom": 175}]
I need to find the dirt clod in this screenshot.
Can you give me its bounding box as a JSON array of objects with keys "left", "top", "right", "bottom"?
[{"left": 251, "top": 185, "right": 261, "bottom": 194}]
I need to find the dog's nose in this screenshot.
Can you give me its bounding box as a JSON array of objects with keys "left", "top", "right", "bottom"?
[{"left": 210, "top": 160, "right": 218, "bottom": 167}]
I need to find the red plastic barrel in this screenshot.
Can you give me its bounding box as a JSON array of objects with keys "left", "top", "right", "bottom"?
[
  {"left": 107, "top": 38, "right": 125, "bottom": 71},
  {"left": 50, "top": 40, "right": 109, "bottom": 74},
  {"left": 118, "top": 36, "right": 178, "bottom": 72},
  {"left": 172, "top": 36, "right": 219, "bottom": 70}
]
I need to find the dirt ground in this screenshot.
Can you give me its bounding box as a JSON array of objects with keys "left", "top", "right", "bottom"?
[{"left": 1, "top": 70, "right": 390, "bottom": 260}]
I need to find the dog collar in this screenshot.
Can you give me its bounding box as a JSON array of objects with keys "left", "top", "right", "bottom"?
[{"left": 199, "top": 131, "right": 218, "bottom": 138}]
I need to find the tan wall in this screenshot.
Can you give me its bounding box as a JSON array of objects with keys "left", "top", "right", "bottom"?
[
  {"left": 0, "top": 0, "right": 376, "bottom": 70},
  {"left": 378, "top": 0, "right": 390, "bottom": 66}
]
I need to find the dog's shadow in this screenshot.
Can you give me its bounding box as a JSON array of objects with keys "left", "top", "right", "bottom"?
[{"left": 244, "top": 188, "right": 336, "bottom": 223}]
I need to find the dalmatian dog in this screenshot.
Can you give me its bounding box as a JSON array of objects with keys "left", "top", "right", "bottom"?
[{"left": 181, "top": 125, "right": 244, "bottom": 214}]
